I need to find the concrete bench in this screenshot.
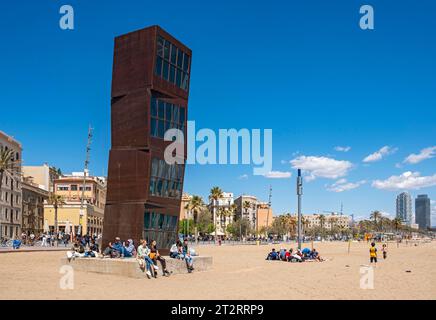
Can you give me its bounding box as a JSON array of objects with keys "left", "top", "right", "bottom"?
[{"left": 60, "top": 255, "right": 212, "bottom": 279}]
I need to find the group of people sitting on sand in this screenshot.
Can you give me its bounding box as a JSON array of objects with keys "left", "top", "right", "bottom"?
[
  {"left": 67, "top": 236, "right": 195, "bottom": 279},
  {"left": 266, "top": 247, "right": 324, "bottom": 262}
]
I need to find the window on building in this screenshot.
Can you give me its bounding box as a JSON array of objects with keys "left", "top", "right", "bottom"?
[
  {"left": 143, "top": 211, "right": 178, "bottom": 249},
  {"left": 149, "top": 158, "right": 183, "bottom": 199},
  {"left": 57, "top": 185, "right": 69, "bottom": 191},
  {"left": 155, "top": 35, "right": 190, "bottom": 91},
  {"left": 70, "top": 185, "right": 78, "bottom": 191},
  {"left": 150, "top": 95, "right": 186, "bottom": 139}
]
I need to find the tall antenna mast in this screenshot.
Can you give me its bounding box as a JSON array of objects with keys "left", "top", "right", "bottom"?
[
  {"left": 340, "top": 202, "right": 343, "bottom": 216},
  {"left": 79, "top": 125, "right": 93, "bottom": 236},
  {"left": 266, "top": 185, "right": 272, "bottom": 233}
]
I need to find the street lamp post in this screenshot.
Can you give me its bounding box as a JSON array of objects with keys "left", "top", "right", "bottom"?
[{"left": 297, "top": 169, "right": 303, "bottom": 250}]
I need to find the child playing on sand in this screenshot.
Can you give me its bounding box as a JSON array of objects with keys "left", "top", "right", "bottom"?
[
  {"left": 382, "top": 244, "right": 387, "bottom": 259},
  {"left": 369, "top": 242, "right": 377, "bottom": 265}
]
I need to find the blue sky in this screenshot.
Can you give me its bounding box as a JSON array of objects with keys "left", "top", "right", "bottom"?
[{"left": 1, "top": 0, "right": 435, "bottom": 223}]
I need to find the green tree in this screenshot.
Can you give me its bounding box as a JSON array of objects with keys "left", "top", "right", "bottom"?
[
  {"left": 227, "top": 217, "right": 251, "bottom": 238},
  {"left": 370, "top": 210, "right": 382, "bottom": 231},
  {"left": 268, "top": 214, "right": 296, "bottom": 238},
  {"left": 209, "top": 186, "right": 223, "bottom": 240},
  {"left": 196, "top": 208, "right": 214, "bottom": 235},
  {"left": 185, "top": 195, "right": 205, "bottom": 242},
  {"left": 179, "top": 219, "right": 195, "bottom": 235},
  {"left": 243, "top": 201, "right": 251, "bottom": 218},
  {"left": 393, "top": 217, "right": 403, "bottom": 233},
  {"left": 318, "top": 215, "right": 326, "bottom": 240},
  {"left": 0, "top": 148, "right": 19, "bottom": 191},
  {"left": 48, "top": 193, "right": 66, "bottom": 234}
]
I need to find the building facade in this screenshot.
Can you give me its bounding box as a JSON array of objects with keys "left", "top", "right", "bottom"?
[
  {"left": 256, "top": 202, "right": 273, "bottom": 232},
  {"left": 396, "top": 192, "right": 413, "bottom": 225},
  {"left": 234, "top": 195, "right": 258, "bottom": 230},
  {"left": 44, "top": 172, "right": 106, "bottom": 236},
  {"left": 302, "top": 213, "right": 351, "bottom": 231},
  {"left": 0, "top": 131, "right": 22, "bottom": 239},
  {"left": 208, "top": 192, "right": 234, "bottom": 235},
  {"left": 102, "top": 25, "right": 191, "bottom": 252},
  {"left": 22, "top": 163, "right": 60, "bottom": 192},
  {"left": 415, "top": 194, "right": 431, "bottom": 230},
  {"left": 21, "top": 177, "right": 49, "bottom": 235},
  {"left": 179, "top": 193, "right": 193, "bottom": 221},
  {"left": 54, "top": 172, "right": 106, "bottom": 209}
]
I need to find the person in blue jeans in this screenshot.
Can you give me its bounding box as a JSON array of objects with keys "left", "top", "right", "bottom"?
[
  {"left": 137, "top": 239, "right": 158, "bottom": 278},
  {"left": 182, "top": 239, "right": 194, "bottom": 273},
  {"left": 102, "top": 237, "right": 124, "bottom": 258},
  {"left": 122, "top": 239, "right": 136, "bottom": 258}
]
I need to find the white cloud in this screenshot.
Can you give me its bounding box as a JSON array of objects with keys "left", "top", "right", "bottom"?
[
  {"left": 403, "top": 146, "right": 436, "bottom": 164},
  {"left": 372, "top": 171, "right": 436, "bottom": 191},
  {"left": 238, "top": 174, "right": 248, "bottom": 180},
  {"left": 290, "top": 156, "right": 353, "bottom": 181},
  {"left": 335, "top": 178, "right": 348, "bottom": 185},
  {"left": 380, "top": 211, "right": 395, "bottom": 219},
  {"left": 334, "top": 146, "right": 351, "bottom": 152},
  {"left": 327, "top": 179, "right": 366, "bottom": 192},
  {"left": 263, "top": 171, "right": 292, "bottom": 179},
  {"left": 363, "top": 146, "right": 397, "bottom": 163}
]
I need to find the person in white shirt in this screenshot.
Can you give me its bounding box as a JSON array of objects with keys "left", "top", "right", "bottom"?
[{"left": 137, "top": 239, "right": 158, "bottom": 279}]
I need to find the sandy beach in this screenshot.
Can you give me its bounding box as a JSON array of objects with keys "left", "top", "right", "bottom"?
[{"left": 0, "top": 240, "right": 435, "bottom": 300}]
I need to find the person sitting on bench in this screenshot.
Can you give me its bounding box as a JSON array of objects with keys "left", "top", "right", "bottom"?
[
  {"left": 150, "top": 240, "right": 171, "bottom": 277},
  {"left": 102, "top": 237, "right": 123, "bottom": 258}
]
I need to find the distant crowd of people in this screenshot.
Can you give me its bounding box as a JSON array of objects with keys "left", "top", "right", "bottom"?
[
  {"left": 1, "top": 232, "right": 103, "bottom": 250},
  {"left": 67, "top": 236, "right": 196, "bottom": 279},
  {"left": 266, "top": 247, "right": 324, "bottom": 262}
]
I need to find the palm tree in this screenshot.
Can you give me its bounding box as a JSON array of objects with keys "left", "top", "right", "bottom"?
[
  {"left": 229, "top": 203, "right": 238, "bottom": 221},
  {"left": 0, "top": 148, "right": 19, "bottom": 190},
  {"left": 393, "top": 217, "right": 403, "bottom": 233},
  {"left": 243, "top": 201, "right": 251, "bottom": 217},
  {"left": 48, "top": 193, "right": 65, "bottom": 234},
  {"left": 209, "top": 186, "right": 223, "bottom": 241},
  {"left": 217, "top": 207, "right": 226, "bottom": 229},
  {"left": 370, "top": 210, "right": 382, "bottom": 231},
  {"left": 287, "top": 215, "right": 297, "bottom": 237},
  {"left": 184, "top": 202, "right": 191, "bottom": 236},
  {"left": 330, "top": 216, "right": 337, "bottom": 234},
  {"left": 186, "top": 195, "right": 205, "bottom": 243},
  {"left": 242, "top": 201, "right": 252, "bottom": 237},
  {"left": 318, "top": 214, "right": 326, "bottom": 240},
  {"left": 302, "top": 217, "right": 309, "bottom": 235}
]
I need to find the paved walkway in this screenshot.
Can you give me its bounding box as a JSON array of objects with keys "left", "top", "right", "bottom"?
[{"left": 0, "top": 246, "right": 70, "bottom": 253}]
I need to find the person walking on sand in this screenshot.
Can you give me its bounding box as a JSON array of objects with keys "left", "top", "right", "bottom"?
[
  {"left": 382, "top": 243, "right": 387, "bottom": 259},
  {"left": 369, "top": 242, "right": 377, "bottom": 266}
]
